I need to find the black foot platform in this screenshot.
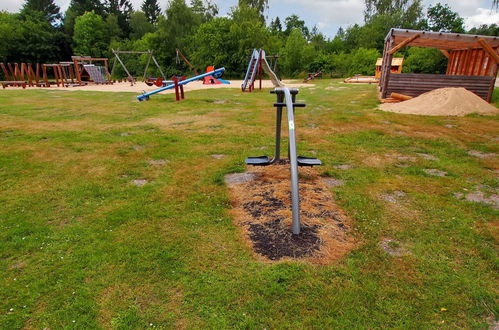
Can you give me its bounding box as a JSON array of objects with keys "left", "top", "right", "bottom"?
[
  {"left": 245, "top": 156, "right": 271, "bottom": 166},
  {"left": 297, "top": 156, "right": 322, "bottom": 166}
]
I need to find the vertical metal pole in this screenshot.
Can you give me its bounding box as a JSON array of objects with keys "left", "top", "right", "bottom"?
[
  {"left": 143, "top": 50, "right": 152, "bottom": 81},
  {"left": 275, "top": 92, "right": 284, "bottom": 161},
  {"left": 277, "top": 87, "right": 301, "bottom": 235}
]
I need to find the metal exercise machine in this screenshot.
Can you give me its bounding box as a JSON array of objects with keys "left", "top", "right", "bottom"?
[{"left": 245, "top": 88, "right": 321, "bottom": 234}]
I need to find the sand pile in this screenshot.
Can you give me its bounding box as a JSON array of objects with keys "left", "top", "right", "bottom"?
[{"left": 380, "top": 87, "right": 499, "bottom": 116}]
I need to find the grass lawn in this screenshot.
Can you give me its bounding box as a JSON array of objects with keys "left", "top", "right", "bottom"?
[{"left": 0, "top": 80, "right": 498, "bottom": 328}]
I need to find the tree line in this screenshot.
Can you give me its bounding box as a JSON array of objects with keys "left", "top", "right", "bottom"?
[{"left": 0, "top": 0, "right": 497, "bottom": 79}]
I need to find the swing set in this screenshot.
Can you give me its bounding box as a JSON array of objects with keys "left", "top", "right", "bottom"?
[{"left": 110, "top": 49, "right": 165, "bottom": 86}]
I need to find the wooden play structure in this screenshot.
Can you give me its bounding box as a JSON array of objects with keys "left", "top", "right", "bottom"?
[
  {"left": 375, "top": 57, "right": 404, "bottom": 78},
  {"left": 0, "top": 56, "right": 113, "bottom": 88},
  {"left": 379, "top": 29, "right": 498, "bottom": 102}
]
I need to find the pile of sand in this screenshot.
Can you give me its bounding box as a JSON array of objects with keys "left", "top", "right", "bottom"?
[{"left": 380, "top": 87, "right": 499, "bottom": 116}]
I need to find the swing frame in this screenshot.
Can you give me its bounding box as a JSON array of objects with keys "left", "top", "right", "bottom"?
[{"left": 110, "top": 49, "right": 166, "bottom": 86}]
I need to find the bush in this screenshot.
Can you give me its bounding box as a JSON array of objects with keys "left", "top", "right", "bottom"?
[{"left": 404, "top": 47, "right": 447, "bottom": 74}]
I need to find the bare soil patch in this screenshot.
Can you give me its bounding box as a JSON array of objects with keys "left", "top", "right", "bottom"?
[
  {"left": 423, "top": 169, "right": 447, "bottom": 177},
  {"left": 226, "top": 162, "right": 355, "bottom": 264},
  {"left": 379, "top": 238, "right": 410, "bottom": 257}
]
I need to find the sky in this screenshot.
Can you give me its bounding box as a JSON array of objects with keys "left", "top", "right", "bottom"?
[{"left": 1, "top": 0, "right": 498, "bottom": 38}]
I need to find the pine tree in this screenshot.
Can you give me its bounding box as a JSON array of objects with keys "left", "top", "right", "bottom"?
[
  {"left": 22, "top": 0, "right": 61, "bottom": 23},
  {"left": 106, "top": 0, "right": 133, "bottom": 37},
  {"left": 142, "top": 0, "right": 161, "bottom": 24}
]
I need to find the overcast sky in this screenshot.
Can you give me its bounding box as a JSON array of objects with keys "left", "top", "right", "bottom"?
[{"left": 1, "top": 0, "right": 498, "bottom": 37}]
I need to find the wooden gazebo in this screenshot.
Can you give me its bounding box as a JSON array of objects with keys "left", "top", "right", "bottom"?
[{"left": 380, "top": 29, "right": 499, "bottom": 102}]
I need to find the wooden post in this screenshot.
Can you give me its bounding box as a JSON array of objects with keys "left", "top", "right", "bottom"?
[
  {"left": 478, "top": 38, "right": 499, "bottom": 64},
  {"left": 387, "top": 34, "right": 420, "bottom": 55},
  {"left": 381, "top": 35, "right": 395, "bottom": 98},
  {"left": 42, "top": 65, "right": 49, "bottom": 87}
]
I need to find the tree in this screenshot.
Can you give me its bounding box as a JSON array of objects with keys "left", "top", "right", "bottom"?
[
  {"left": 468, "top": 24, "right": 499, "bottom": 36},
  {"left": 106, "top": 13, "right": 122, "bottom": 41},
  {"left": 281, "top": 28, "right": 313, "bottom": 76},
  {"left": 284, "top": 14, "right": 309, "bottom": 38},
  {"left": 404, "top": 47, "right": 447, "bottom": 74},
  {"left": 106, "top": 0, "right": 134, "bottom": 38},
  {"left": 73, "top": 11, "right": 108, "bottom": 57},
  {"left": 21, "top": 0, "right": 61, "bottom": 24},
  {"left": 238, "top": 0, "right": 268, "bottom": 18},
  {"left": 426, "top": 3, "right": 464, "bottom": 33},
  {"left": 191, "top": 0, "right": 218, "bottom": 22},
  {"left": 269, "top": 16, "right": 282, "bottom": 34},
  {"left": 364, "top": 0, "right": 422, "bottom": 21},
  {"left": 142, "top": 0, "right": 161, "bottom": 24},
  {"left": 64, "top": 0, "right": 105, "bottom": 36},
  {"left": 148, "top": 0, "right": 200, "bottom": 73},
  {"left": 130, "top": 11, "right": 154, "bottom": 40}
]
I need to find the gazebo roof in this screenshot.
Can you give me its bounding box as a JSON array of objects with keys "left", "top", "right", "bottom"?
[{"left": 386, "top": 28, "right": 499, "bottom": 50}]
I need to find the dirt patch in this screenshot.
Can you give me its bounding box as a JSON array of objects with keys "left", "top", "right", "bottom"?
[
  {"left": 148, "top": 159, "right": 168, "bottom": 166},
  {"left": 225, "top": 163, "right": 355, "bottom": 264},
  {"left": 456, "top": 189, "right": 499, "bottom": 210},
  {"left": 248, "top": 219, "right": 322, "bottom": 260},
  {"left": 417, "top": 153, "right": 439, "bottom": 161},
  {"left": 379, "top": 87, "right": 499, "bottom": 116},
  {"left": 468, "top": 150, "right": 496, "bottom": 159},
  {"left": 333, "top": 164, "right": 353, "bottom": 170},
  {"left": 380, "top": 238, "right": 410, "bottom": 257},
  {"left": 132, "top": 179, "right": 148, "bottom": 186},
  {"left": 224, "top": 173, "right": 256, "bottom": 185},
  {"left": 380, "top": 191, "right": 406, "bottom": 203},
  {"left": 423, "top": 169, "right": 447, "bottom": 177},
  {"left": 321, "top": 177, "right": 345, "bottom": 188}
]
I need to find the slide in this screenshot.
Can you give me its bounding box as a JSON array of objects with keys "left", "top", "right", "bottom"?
[
  {"left": 241, "top": 49, "right": 283, "bottom": 92},
  {"left": 137, "top": 67, "right": 225, "bottom": 101},
  {"left": 203, "top": 66, "right": 230, "bottom": 85},
  {"left": 260, "top": 50, "right": 284, "bottom": 88}
]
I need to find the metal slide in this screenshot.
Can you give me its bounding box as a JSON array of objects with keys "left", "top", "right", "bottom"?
[
  {"left": 242, "top": 49, "right": 283, "bottom": 92},
  {"left": 241, "top": 49, "right": 260, "bottom": 92},
  {"left": 136, "top": 67, "right": 225, "bottom": 101},
  {"left": 245, "top": 88, "right": 321, "bottom": 234},
  {"left": 260, "top": 50, "right": 284, "bottom": 88}
]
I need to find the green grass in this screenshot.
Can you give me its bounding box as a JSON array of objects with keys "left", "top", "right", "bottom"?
[{"left": 0, "top": 80, "right": 498, "bottom": 328}]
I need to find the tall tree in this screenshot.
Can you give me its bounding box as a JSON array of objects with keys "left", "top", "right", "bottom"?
[
  {"left": 284, "top": 14, "right": 309, "bottom": 38},
  {"left": 73, "top": 11, "right": 108, "bottom": 57},
  {"left": 64, "top": 0, "right": 105, "bottom": 36},
  {"left": 191, "top": 0, "right": 218, "bottom": 22},
  {"left": 269, "top": 16, "right": 282, "bottom": 34},
  {"left": 106, "top": 0, "right": 134, "bottom": 37},
  {"left": 426, "top": 3, "right": 465, "bottom": 33},
  {"left": 364, "top": 0, "right": 423, "bottom": 22},
  {"left": 21, "top": 0, "right": 61, "bottom": 24},
  {"left": 130, "top": 11, "right": 154, "bottom": 40},
  {"left": 141, "top": 0, "right": 161, "bottom": 24},
  {"left": 238, "top": 0, "right": 268, "bottom": 18}
]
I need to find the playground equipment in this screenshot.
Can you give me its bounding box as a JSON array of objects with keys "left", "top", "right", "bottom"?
[
  {"left": 1, "top": 57, "right": 112, "bottom": 88},
  {"left": 375, "top": 57, "right": 403, "bottom": 78},
  {"left": 72, "top": 56, "right": 112, "bottom": 85},
  {"left": 245, "top": 88, "right": 321, "bottom": 235},
  {"left": 242, "top": 49, "right": 283, "bottom": 92},
  {"left": 203, "top": 66, "right": 230, "bottom": 85},
  {"left": 176, "top": 48, "right": 198, "bottom": 75},
  {"left": 110, "top": 49, "right": 165, "bottom": 86},
  {"left": 304, "top": 71, "right": 323, "bottom": 83},
  {"left": 136, "top": 67, "right": 226, "bottom": 101}
]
